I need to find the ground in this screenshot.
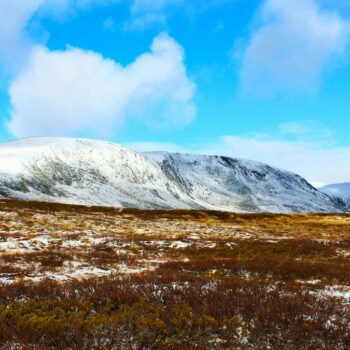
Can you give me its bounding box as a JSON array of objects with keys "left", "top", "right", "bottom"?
[{"left": 0, "top": 200, "right": 349, "bottom": 349}]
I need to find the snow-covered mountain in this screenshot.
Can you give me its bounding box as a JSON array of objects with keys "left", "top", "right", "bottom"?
[
  {"left": 0, "top": 137, "right": 347, "bottom": 213},
  {"left": 320, "top": 183, "right": 350, "bottom": 209},
  {"left": 320, "top": 183, "right": 350, "bottom": 199}
]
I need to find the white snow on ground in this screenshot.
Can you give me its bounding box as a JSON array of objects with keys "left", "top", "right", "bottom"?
[
  {"left": 322, "top": 286, "right": 350, "bottom": 302},
  {"left": 309, "top": 285, "right": 350, "bottom": 304},
  {"left": 0, "top": 204, "right": 349, "bottom": 313},
  {"left": 169, "top": 241, "right": 191, "bottom": 249}
]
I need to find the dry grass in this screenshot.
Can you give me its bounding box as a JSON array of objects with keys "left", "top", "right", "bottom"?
[{"left": 0, "top": 200, "right": 349, "bottom": 349}]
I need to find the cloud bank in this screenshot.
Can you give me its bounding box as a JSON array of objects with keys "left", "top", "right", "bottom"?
[
  {"left": 240, "top": 0, "right": 350, "bottom": 96},
  {"left": 8, "top": 33, "right": 196, "bottom": 137}
]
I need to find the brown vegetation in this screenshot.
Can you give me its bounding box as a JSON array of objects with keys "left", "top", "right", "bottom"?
[{"left": 0, "top": 200, "right": 349, "bottom": 349}]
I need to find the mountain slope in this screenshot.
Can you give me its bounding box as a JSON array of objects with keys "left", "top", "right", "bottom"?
[
  {"left": 145, "top": 152, "right": 346, "bottom": 213},
  {"left": 320, "top": 183, "right": 350, "bottom": 200},
  {"left": 0, "top": 137, "right": 346, "bottom": 213},
  {"left": 0, "top": 138, "right": 189, "bottom": 209},
  {"left": 320, "top": 183, "right": 350, "bottom": 210}
]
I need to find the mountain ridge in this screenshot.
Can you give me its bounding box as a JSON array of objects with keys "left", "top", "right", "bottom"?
[
  {"left": 0, "top": 137, "right": 347, "bottom": 213},
  {"left": 320, "top": 182, "right": 350, "bottom": 199},
  {"left": 320, "top": 183, "right": 350, "bottom": 210}
]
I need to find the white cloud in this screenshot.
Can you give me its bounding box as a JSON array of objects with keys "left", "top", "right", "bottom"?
[
  {"left": 130, "top": 0, "right": 231, "bottom": 14},
  {"left": 1, "top": 1, "right": 196, "bottom": 138},
  {"left": 131, "top": 0, "right": 183, "bottom": 12},
  {"left": 0, "top": 0, "right": 122, "bottom": 71},
  {"left": 240, "top": 0, "right": 350, "bottom": 96},
  {"left": 278, "top": 121, "right": 333, "bottom": 142},
  {"left": 124, "top": 13, "right": 167, "bottom": 30},
  {"left": 0, "top": 0, "right": 43, "bottom": 70},
  {"left": 7, "top": 33, "right": 196, "bottom": 138},
  {"left": 125, "top": 0, "right": 231, "bottom": 30},
  {"left": 42, "top": 0, "right": 121, "bottom": 16},
  {"left": 125, "top": 0, "right": 182, "bottom": 30}
]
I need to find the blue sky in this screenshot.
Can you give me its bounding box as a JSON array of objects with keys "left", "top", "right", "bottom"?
[{"left": 0, "top": 0, "right": 350, "bottom": 184}]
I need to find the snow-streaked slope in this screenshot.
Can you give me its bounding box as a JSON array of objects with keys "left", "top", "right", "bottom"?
[
  {"left": 144, "top": 152, "right": 346, "bottom": 213},
  {"left": 0, "top": 138, "right": 191, "bottom": 209},
  {"left": 0, "top": 137, "right": 346, "bottom": 213}
]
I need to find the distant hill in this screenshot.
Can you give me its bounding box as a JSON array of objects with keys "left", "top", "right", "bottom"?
[
  {"left": 320, "top": 183, "right": 350, "bottom": 210},
  {"left": 320, "top": 182, "right": 350, "bottom": 199}
]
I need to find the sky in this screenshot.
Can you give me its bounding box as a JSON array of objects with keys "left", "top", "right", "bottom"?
[{"left": 0, "top": 0, "right": 350, "bottom": 185}]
